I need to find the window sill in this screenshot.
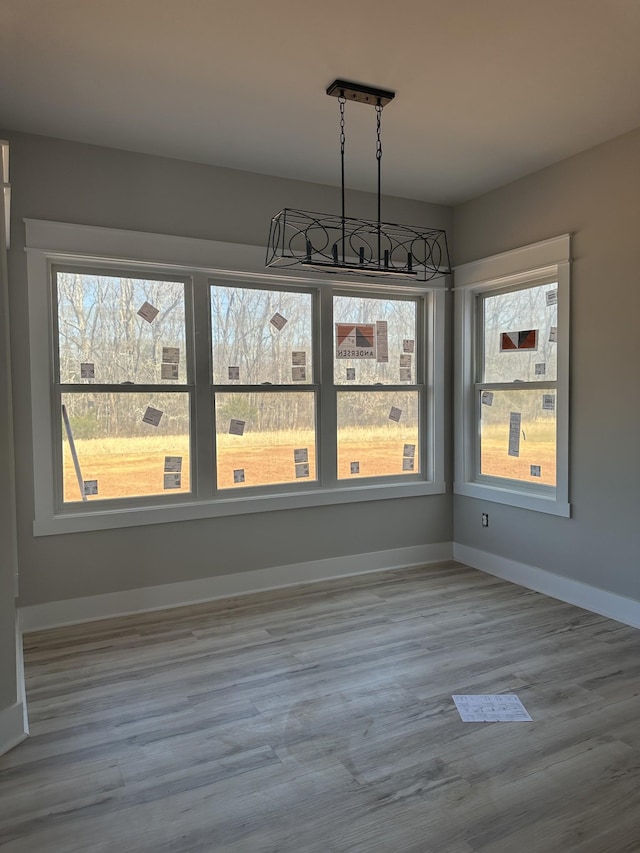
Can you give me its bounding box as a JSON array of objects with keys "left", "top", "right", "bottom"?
[
  {"left": 454, "top": 480, "right": 570, "bottom": 517},
  {"left": 34, "top": 480, "right": 447, "bottom": 536}
]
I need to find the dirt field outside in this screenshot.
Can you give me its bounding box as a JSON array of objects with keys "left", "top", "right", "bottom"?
[{"left": 63, "top": 426, "right": 420, "bottom": 501}]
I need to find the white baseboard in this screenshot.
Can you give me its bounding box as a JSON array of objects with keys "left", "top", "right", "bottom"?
[
  {"left": 454, "top": 543, "right": 640, "bottom": 629},
  {"left": 0, "top": 701, "right": 28, "bottom": 757},
  {"left": 19, "top": 542, "right": 454, "bottom": 633}
]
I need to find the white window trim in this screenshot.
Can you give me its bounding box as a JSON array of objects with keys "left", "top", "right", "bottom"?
[
  {"left": 454, "top": 234, "right": 571, "bottom": 517},
  {"left": 25, "top": 219, "right": 447, "bottom": 536}
]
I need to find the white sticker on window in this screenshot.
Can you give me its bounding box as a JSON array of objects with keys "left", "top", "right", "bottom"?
[
  {"left": 294, "top": 448, "right": 308, "bottom": 464},
  {"left": 295, "top": 462, "right": 310, "bottom": 478},
  {"left": 164, "top": 473, "right": 181, "bottom": 489},
  {"left": 481, "top": 391, "right": 494, "bottom": 406},
  {"left": 83, "top": 479, "right": 98, "bottom": 496},
  {"left": 399, "top": 354, "right": 411, "bottom": 368},
  {"left": 508, "top": 412, "right": 521, "bottom": 457},
  {"left": 546, "top": 290, "right": 558, "bottom": 306},
  {"left": 233, "top": 468, "right": 245, "bottom": 483},
  {"left": 291, "top": 366, "right": 306, "bottom": 382},
  {"left": 403, "top": 339, "right": 415, "bottom": 354},
  {"left": 549, "top": 326, "right": 558, "bottom": 343},
  {"left": 346, "top": 367, "right": 356, "bottom": 381},
  {"left": 80, "top": 362, "right": 95, "bottom": 379},
  {"left": 164, "top": 456, "right": 182, "bottom": 472},
  {"left": 389, "top": 406, "right": 402, "bottom": 422},
  {"left": 375, "top": 320, "right": 389, "bottom": 363},
  {"left": 137, "top": 301, "right": 159, "bottom": 323},
  {"left": 161, "top": 363, "right": 179, "bottom": 380},
  {"left": 142, "top": 406, "right": 163, "bottom": 427},
  {"left": 403, "top": 443, "right": 415, "bottom": 458},
  {"left": 270, "top": 312, "right": 288, "bottom": 331},
  {"left": 228, "top": 366, "right": 240, "bottom": 381},
  {"left": 402, "top": 457, "right": 415, "bottom": 471},
  {"left": 534, "top": 363, "right": 546, "bottom": 376},
  {"left": 542, "top": 394, "right": 555, "bottom": 411},
  {"left": 399, "top": 368, "right": 412, "bottom": 382},
  {"left": 350, "top": 461, "right": 360, "bottom": 474},
  {"left": 162, "top": 347, "right": 180, "bottom": 364},
  {"left": 530, "top": 465, "right": 541, "bottom": 477},
  {"left": 229, "top": 419, "right": 246, "bottom": 436},
  {"left": 292, "top": 351, "right": 306, "bottom": 366}
]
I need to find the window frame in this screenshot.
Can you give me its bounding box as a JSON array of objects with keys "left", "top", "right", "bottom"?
[
  {"left": 26, "top": 219, "right": 447, "bottom": 536},
  {"left": 454, "top": 234, "right": 571, "bottom": 517}
]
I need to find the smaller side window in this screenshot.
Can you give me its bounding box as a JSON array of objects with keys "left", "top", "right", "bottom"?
[{"left": 454, "top": 236, "right": 570, "bottom": 517}]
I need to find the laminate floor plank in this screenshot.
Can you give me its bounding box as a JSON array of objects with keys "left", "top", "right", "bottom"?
[{"left": 3, "top": 560, "right": 640, "bottom": 851}]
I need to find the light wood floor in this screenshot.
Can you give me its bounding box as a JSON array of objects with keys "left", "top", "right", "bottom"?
[{"left": 2, "top": 561, "right": 640, "bottom": 852}]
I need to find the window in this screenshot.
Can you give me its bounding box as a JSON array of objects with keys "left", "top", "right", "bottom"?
[
  {"left": 27, "top": 220, "right": 446, "bottom": 534},
  {"left": 454, "top": 235, "right": 570, "bottom": 516}
]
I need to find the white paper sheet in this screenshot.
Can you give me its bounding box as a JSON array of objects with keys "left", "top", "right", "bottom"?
[
  {"left": 163, "top": 473, "right": 181, "bottom": 489},
  {"left": 83, "top": 480, "right": 98, "bottom": 496},
  {"left": 80, "top": 362, "right": 95, "bottom": 379},
  {"left": 402, "top": 457, "right": 415, "bottom": 471},
  {"left": 542, "top": 394, "right": 555, "bottom": 411},
  {"left": 137, "top": 301, "right": 159, "bottom": 323},
  {"left": 399, "top": 354, "right": 412, "bottom": 368},
  {"left": 534, "top": 363, "right": 546, "bottom": 375},
  {"left": 270, "top": 312, "right": 288, "bottom": 331},
  {"left": 162, "top": 347, "right": 180, "bottom": 364},
  {"left": 546, "top": 290, "right": 558, "bottom": 306},
  {"left": 375, "top": 320, "right": 388, "bottom": 363},
  {"left": 233, "top": 468, "right": 245, "bottom": 483},
  {"left": 403, "top": 443, "right": 415, "bottom": 458},
  {"left": 452, "top": 694, "right": 532, "bottom": 723},
  {"left": 508, "top": 411, "right": 521, "bottom": 457},
  {"left": 161, "top": 363, "right": 179, "bottom": 380},
  {"left": 294, "top": 448, "right": 308, "bottom": 463},
  {"left": 549, "top": 326, "right": 558, "bottom": 343},
  {"left": 295, "top": 462, "right": 310, "bottom": 478},
  {"left": 530, "top": 465, "right": 541, "bottom": 477},
  {"left": 229, "top": 418, "right": 246, "bottom": 436},
  {"left": 346, "top": 367, "right": 356, "bottom": 381},
  {"left": 228, "top": 366, "right": 240, "bottom": 380},
  {"left": 403, "top": 339, "right": 415, "bottom": 353},
  {"left": 399, "top": 368, "right": 412, "bottom": 382},
  {"left": 350, "top": 461, "right": 360, "bottom": 474},
  {"left": 291, "top": 366, "right": 306, "bottom": 381},
  {"left": 389, "top": 406, "right": 402, "bottom": 422},
  {"left": 142, "top": 406, "right": 163, "bottom": 427},
  {"left": 292, "top": 351, "right": 306, "bottom": 366},
  {"left": 164, "top": 456, "right": 182, "bottom": 473},
  {"left": 481, "top": 391, "right": 494, "bottom": 406}
]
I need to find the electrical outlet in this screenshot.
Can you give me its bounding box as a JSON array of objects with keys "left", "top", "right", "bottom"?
[{"left": 481, "top": 513, "right": 489, "bottom": 528}]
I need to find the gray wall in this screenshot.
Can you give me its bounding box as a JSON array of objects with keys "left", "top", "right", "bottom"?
[
  {"left": 453, "top": 127, "right": 640, "bottom": 599},
  {"left": 2, "top": 130, "right": 454, "bottom": 607}
]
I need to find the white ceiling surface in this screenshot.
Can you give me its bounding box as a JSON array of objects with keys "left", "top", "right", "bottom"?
[{"left": 1, "top": 0, "right": 639, "bottom": 205}]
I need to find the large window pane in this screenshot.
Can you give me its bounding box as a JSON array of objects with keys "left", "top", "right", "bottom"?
[
  {"left": 337, "top": 390, "right": 419, "bottom": 479},
  {"left": 482, "top": 282, "right": 557, "bottom": 383},
  {"left": 334, "top": 295, "right": 417, "bottom": 385},
  {"left": 61, "top": 392, "right": 190, "bottom": 502},
  {"left": 57, "top": 272, "right": 187, "bottom": 385},
  {"left": 215, "top": 392, "right": 316, "bottom": 489},
  {"left": 211, "top": 285, "right": 313, "bottom": 385},
  {"left": 480, "top": 389, "right": 556, "bottom": 485}
]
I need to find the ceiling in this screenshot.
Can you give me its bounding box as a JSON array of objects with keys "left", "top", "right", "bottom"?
[{"left": 1, "top": 0, "right": 639, "bottom": 205}]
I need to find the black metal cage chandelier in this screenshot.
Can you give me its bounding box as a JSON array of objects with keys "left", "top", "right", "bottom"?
[{"left": 266, "top": 80, "right": 451, "bottom": 282}]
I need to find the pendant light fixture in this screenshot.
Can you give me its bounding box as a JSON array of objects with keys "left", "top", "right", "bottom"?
[{"left": 266, "top": 80, "right": 451, "bottom": 282}]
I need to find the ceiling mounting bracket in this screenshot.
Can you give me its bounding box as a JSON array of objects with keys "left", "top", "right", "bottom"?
[{"left": 326, "top": 79, "right": 395, "bottom": 107}]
